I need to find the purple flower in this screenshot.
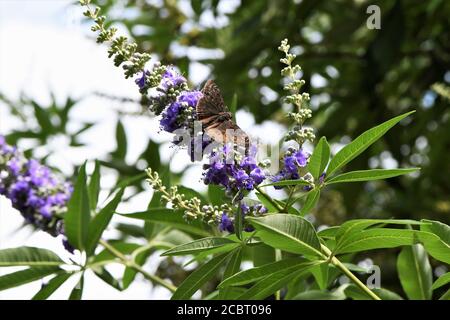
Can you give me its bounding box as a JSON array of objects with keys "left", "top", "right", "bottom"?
[
  {"left": 135, "top": 70, "right": 150, "bottom": 90},
  {"left": 219, "top": 213, "right": 234, "bottom": 233},
  {"left": 295, "top": 149, "right": 308, "bottom": 167},
  {"left": 161, "top": 68, "right": 186, "bottom": 90},
  {"left": 160, "top": 90, "right": 202, "bottom": 133},
  {"left": 271, "top": 148, "right": 309, "bottom": 188},
  {"left": 0, "top": 136, "right": 73, "bottom": 252},
  {"left": 203, "top": 144, "right": 265, "bottom": 194}
]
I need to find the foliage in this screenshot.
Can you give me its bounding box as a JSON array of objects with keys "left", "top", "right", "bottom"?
[{"left": 0, "top": 0, "right": 449, "bottom": 301}]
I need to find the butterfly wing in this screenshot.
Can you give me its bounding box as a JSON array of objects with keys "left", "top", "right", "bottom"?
[
  {"left": 196, "top": 80, "right": 228, "bottom": 123},
  {"left": 205, "top": 120, "right": 250, "bottom": 150}
]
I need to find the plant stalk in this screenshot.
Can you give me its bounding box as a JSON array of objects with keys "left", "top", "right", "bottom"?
[
  {"left": 320, "top": 245, "right": 381, "bottom": 300},
  {"left": 99, "top": 239, "right": 177, "bottom": 293}
]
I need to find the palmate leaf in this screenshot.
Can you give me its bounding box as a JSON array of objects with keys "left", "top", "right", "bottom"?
[
  {"left": 0, "top": 247, "right": 64, "bottom": 267},
  {"left": 162, "top": 237, "right": 240, "bottom": 257},
  {"left": 247, "top": 214, "right": 323, "bottom": 258},
  {"left": 307, "top": 136, "right": 330, "bottom": 179},
  {"left": 326, "top": 111, "right": 415, "bottom": 176},
  {"left": 65, "top": 162, "right": 90, "bottom": 251},
  {"left": 0, "top": 267, "right": 60, "bottom": 291},
  {"left": 397, "top": 244, "right": 432, "bottom": 300},
  {"left": 325, "top": 168, "right": 420, "bottom": 185},
  {"left": 171, "top": 252, "right": 232, "bottom": 300}
]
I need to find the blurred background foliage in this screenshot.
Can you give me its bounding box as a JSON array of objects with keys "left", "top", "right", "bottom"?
[
  {"left": 89, "top": 0, "right": 450, "bottom": 224},
  {"left": 1, "top": 0, "right": 449, "bottom": 296}
]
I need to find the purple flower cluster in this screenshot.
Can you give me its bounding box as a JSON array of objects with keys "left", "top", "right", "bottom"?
[
  {"left": 271, "top": 147, "right": 309, "bottom": 189},
  {"left": 0, "top": 136, "right": 73, "bottom": 252},
  {"left": 203, "top": 144, "right": 265, "bottom": 195},
  {"left": 219, "top": 203, "right": 268, "bottom": 233},
  {"left": 160, "top": 90, "right": 202, "bottom": 133}
]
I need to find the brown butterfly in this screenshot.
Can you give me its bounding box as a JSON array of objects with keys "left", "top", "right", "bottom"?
[{"left": 196, "top": 80, "right": 250, "bottom": 151}]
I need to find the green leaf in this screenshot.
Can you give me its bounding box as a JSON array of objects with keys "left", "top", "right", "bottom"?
[
  {"left": 252, "top": 244, "right": 276, "bottom": 267},
  {"left": 219, "top": 247, "right": 242, "bottom": 299},
  {"left": 326, "top": 111, "right": 415, "bottom": 176},
  {"left": 171, "top": 252, "right": 231, "bottom": 300},
  {"left": 335, "top": 228, "right": 435, "bottom": 254},
  {"left": 334, "top": 219, "right": 423, "bottom": 251},
  {"left": 32, "top": 273, "right": 72, "bottom": 300},
  {"left": 94, "top": 268, "right": 122, "bottom": 291},
  {"left": 439, "top": 289, "right": 450, "bottom": 300},
  {"left": 162, "top": 237, "right": 239, "bottom": 256},
  {"left": 237, "top": 261, "right": 320, "bottom": 300},
  {"left": 112, "top": 120, "right": 127, "bottom": 160},
  {"left": 432, "top": 272, "right": 450, "bottom": 291},
  {"left": 0, "top": 267, "right": 60, "bottom": 291},
  {"left": 119, "top": 208, "right": 210, "bottom": 237},
  {"left": 299, "top": 189, "right": 320, "bottom": 216},
  {"left": 255, "top": 192, "right": 279, "bottom": 212},
  {"left": 88, "top": 160, "right": 101, "bottom": 211},
  {"left": 310, "top": 262, "right": 329, "bottom": 290},
  {"left": 420, "top": 219, "right": 450, "bottom": 264},
  {"left": 234, "top": 204, "right": 243, "bottom": 240},
  {"left": 260, "top": 179, "right": 310, "bottom": 188},
  {"left": 32, "top": 101, "right": 54, "bottom": 134},
  {"left": 65, "top": 163, "right": 90, "bottom": 251},
  {"left": 291, "top": 287, "right": 346, "bottom": 300},
  {"left": 69, "top": 275, "right": 84, "bottom": 300},
  {"left": 177, "top": 185, "right": 207, "bottom": 204},
  {"left": 208, "top": 185, "right": 224, "bottom": 206},
  {"left": 326, "top": 168, "right": 419, "bottom": 185},
  {"left": 307, "top": 136, "right": 330, "bottom": 179},
  {"left": 218, "top": 257, "right": 305, "bottom": 288},
  {"left": 106, "top": 172, "right": 146, "bottom": 199},
  {"left": 0, "top": 247, "right": 64, "bottom": 267},
  {"left": 86, "top": 189, "right": 124, "bottom": 256},
  {"left": 397, "top": 244, "right": 432, "bottom": 300},
  {"left": 344, "top": 284, "right": 403, "bottom": 300},
  {"left": 247, "top": 214, "right": 322, "bottom": 257}
]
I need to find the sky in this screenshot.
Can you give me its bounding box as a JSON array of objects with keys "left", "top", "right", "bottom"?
[{"left": 0, "top": 0, "right": 285, "bottom": 299}]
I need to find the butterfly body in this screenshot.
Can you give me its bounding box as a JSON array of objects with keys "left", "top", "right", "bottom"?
[{"left": 196, "top": 80, "right": 250, "bottom": 149}]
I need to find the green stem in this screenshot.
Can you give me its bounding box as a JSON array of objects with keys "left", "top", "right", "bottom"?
[
  {"left": 320, "top": 245, "right": 381, "bottom": 300},
  {"left": 99, "top": 239, "right": 177, "bottom": 293},
  {"left": 255, "top": 186, "right": 286, "bottom": 213},
  {"left": 274, "top": 249, "right": 282, "bottom": 300}
]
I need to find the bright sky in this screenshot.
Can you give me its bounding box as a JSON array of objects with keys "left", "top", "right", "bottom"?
[{"left": 0, "top": 0, "right": 286, "bottom": 299}]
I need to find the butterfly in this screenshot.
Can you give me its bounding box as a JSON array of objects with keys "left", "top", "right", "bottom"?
[{"left": 196, "top": 80, "right": 250, "bottom": 151}]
